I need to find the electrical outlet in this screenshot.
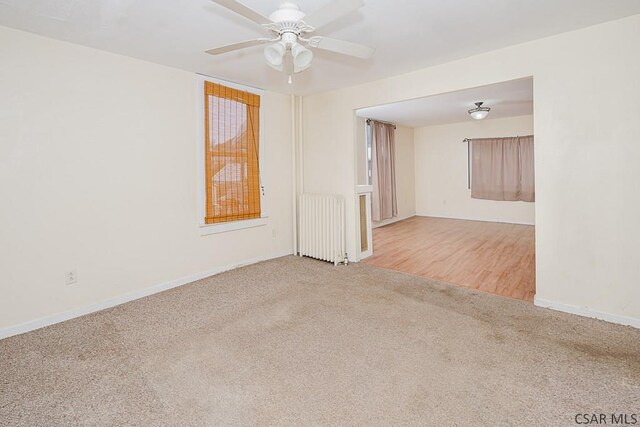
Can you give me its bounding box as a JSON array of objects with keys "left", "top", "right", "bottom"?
[{"left": 65, "top": 270, "right": 78, "bottom": 285}]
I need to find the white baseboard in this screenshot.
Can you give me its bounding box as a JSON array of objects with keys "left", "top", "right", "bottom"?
[
  {"left": 0, "top": 251, "right": 292, "bottom": 340},
  {"left": 534, "top": 297, "right": 640, "bottom": 329},
  {"left": 372, "top": 213, "right": 415, "bottom": 228},
  {"left": 415, "top": 212, "right": 534, "bottom": 226}
]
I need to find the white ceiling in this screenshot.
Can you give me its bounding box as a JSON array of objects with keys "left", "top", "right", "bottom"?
[
  {"left": 1, "top": 1, "right": 639, "bottom": 95},
  {"left": 356, "top": 78, "right": 533, "bottom": 128}
]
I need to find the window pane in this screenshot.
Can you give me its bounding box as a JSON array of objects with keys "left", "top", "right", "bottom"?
[
  {"left": 366, "top": 123, "right": 373, "bottom": 185},
  {"left": 204, "top": 84, "right": 261, "bottom": 224}
]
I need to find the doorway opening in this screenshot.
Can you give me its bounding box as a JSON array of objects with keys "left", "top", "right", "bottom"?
[{"left": 354, "top": 77, "right": 536, "bottom": 302}]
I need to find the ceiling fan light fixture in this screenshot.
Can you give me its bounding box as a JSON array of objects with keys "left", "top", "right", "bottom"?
[
  {"left": 264, "top": 42, "right": 286, "bottom": 69},
  {"left": 291, "top": 43, "right": 313, "bottom": 72},
  {"left": 468, "top": 102, "right": 490, "bottom": 120}
]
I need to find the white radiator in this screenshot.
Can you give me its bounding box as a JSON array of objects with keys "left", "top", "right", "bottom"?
[{"left": 299, "top": 194, "right": 346, "bottom": 265}]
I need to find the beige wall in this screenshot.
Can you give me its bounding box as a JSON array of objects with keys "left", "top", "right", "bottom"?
[
  {"left": 2, "top": 14, "right": 640, "bottom": 330},
  {"left": 302, "top": 15, "right": 640, "bottom": 322},
  {"left": 0, "top": 27, "right": 293, "bottom": 331},
  {"left": 414, "top": 115, "right": 535, "bottom": 225},
  {"left": 373, "top": 125, "right": 415, "bottom": 227}
]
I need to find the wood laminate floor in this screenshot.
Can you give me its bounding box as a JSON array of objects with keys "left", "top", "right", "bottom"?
[{"left": 363, "top": 216, "right": 536, "bottom": 302}]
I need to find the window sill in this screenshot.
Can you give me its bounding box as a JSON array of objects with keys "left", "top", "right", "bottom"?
[{"left": 199, "top": 217, "right": 268, "bottom": 236}]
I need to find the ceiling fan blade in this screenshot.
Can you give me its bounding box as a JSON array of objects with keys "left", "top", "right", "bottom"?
[
  {"left": 210, "top": 0, "right": 272, "bottom": 26},
  {"left": 308, "top": 36, "right": 374, "bottom": 59},
  {"left": 205, "top": 38, "right": 272, "bottom": 55},
  {"left": 302, "top": 0, "right": 363, "bottom": 31}
]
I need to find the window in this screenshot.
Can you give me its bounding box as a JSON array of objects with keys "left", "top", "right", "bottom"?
[
  {"left": 203, "top": 81, "right": 262, "bottom": 225},
  {"left": 468, "top": 136, "right": 535, "bottom": 202},
  {"left": 366, "top": 120, "right": 373, "bottom": 185}
]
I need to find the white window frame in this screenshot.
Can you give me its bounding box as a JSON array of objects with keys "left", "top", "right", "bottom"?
[
  {"left": 365, "top": 120, "right": 373, "bottom": 186},
  {"left": 195, "top": 74, "right": 268, "bottom": 236}
]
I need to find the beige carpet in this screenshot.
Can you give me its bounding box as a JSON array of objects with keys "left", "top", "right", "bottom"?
[{"left": 1, "top": 256, "right": 639, "bottom": 426}]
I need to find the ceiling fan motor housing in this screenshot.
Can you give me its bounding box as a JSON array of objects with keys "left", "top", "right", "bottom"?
[
  {"left": 268, "top": 3, "right": 306, "bottom": 24},
  {"left": 281, "top": 32, "right": 299, "bottom": 46}
]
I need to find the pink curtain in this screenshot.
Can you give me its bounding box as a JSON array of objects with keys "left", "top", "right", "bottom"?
[
  {"left": 519, "top": 136, "right": 535, "bottom": 202},
  {"left": 471, "top": 135, "right": 535, "bottom": 202},
  {"left": 371, "top": 121, "right": 397, "bottom": 221}
]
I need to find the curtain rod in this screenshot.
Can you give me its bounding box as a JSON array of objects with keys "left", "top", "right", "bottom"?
[
  {"left": 462, "top": 135, "right": 533, "bottom": 143},
  {"left": 366, "top": 118, "right": 397, "bottom": 129}
]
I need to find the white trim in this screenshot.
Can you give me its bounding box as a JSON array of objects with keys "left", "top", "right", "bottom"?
[
  {"left": 372, "top": 213, "right": 415, "bottom": 229},
  {"left": 199, "top": 217, "right": 268, "bottom": 235},
  {"left": 356, "top": 192, "right": 373, "bottom": 259},
  {"left": 195, "top": 74, "right": 268, "bottom": 231},
  {"left": 355, "top": 185, "right": 373, "bottom": 259},
  {"left": 195, "top": 73, "right": 265, "bottom": 95},
  {"left": 0, "top": 251, "right": 292, "bottom": 340},
  {"left": 356, "top": 184, "right": 373, "bottom": 193},
  {"left": 291, "top": 94, "right": 297, "bottom": 255},
  {"left": 415, "top": 212, "right": 535, "bottom": 226},
  {"left": 295, "top": 96, "right": 305, "bottom": 255},
  {"left": 534, "top": 297, "right": 640, "bottom": 329}
]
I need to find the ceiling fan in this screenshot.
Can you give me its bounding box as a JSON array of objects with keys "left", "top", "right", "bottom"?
[{"left": 205, "top": 0, "right": 375, "bottom": 82}]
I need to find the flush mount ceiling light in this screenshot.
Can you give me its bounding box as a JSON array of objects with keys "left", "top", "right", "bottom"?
[
  {"left": 205, "top": 0, "right": 375, "bottom": 83},
  {"left": 468, "top": 102, "right": 491, "bottom": 120}
]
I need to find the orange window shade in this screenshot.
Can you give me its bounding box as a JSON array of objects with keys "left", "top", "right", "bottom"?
[{"left": 204, "top": 82, "right": 261, "bottom": 224}]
